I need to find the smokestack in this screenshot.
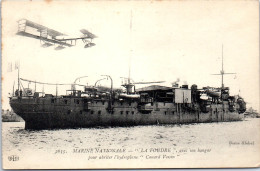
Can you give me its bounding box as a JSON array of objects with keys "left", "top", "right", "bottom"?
[
  {"left": 182, "top": 81, "right": 188, "bottom": 89},
  {"left": 172, "top": 78, "right": 180, "bottom": 88}
]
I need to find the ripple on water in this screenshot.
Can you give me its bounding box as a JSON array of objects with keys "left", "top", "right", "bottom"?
[
  {"left": 155, "top": 134, "right": 163, "bottom": 139},
  {"left": 2, "top": 119, "right": 259, "bottom": 154}
]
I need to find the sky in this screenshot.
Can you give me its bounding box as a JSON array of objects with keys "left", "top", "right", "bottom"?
[{"left": 2, "top": 0, "right": 259, "bottom": 111}]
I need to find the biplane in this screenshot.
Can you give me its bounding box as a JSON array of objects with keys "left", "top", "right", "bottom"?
[{"left": 16, "top": 19, "right": 97, "bottom": 50}]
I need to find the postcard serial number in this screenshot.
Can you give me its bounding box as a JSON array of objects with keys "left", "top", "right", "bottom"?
[{"left": 54, "top": 149, "right": 67, "bottom": 154}]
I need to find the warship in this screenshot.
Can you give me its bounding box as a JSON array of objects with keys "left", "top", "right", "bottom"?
[{"left": 9, "top": 64, "right": 246, "bottom": 130}]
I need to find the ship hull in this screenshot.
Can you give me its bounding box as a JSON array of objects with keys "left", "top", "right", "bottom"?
[{"left": 10, "top": 97, "right": 244, "bottom": 130}]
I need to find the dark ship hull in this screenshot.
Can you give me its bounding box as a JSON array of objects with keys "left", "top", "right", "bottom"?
[{"left": 10, "top": 85, "right": 245, "bottom": 130}]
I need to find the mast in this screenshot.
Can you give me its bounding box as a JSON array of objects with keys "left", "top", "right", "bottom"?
[
  {"left": 42, "top": 84, "right": 44, "bottom": 95},
  {"left": 221, "top": 44, "right": 224, "bottom": 88},
  {"left": 12, "top": 81, "right": 15, "bottom": 96},
  {"left": 128, "top": 10, "right": 133, "bottom": 85},
  {"left": 121, "top": 10, "right": 134, "bottom": 94},
  {"left": 18, "top": 65, "right": 20, "bottom": 92},
  {"left": 56, "top": 84, "right": 58, "bottom": 97},
  {"left": 212, "top": 45, "right": 236, "bottom": 89}
]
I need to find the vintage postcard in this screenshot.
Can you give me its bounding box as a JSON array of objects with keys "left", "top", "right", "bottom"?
[{"left": 1, "top": 0, "right": 260, "bottom": 169}]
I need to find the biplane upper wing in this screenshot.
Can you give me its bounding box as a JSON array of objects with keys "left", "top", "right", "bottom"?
[
  {"left": 18, "top": 19, "right": 67, "bottom": 37},
  {"left": 17, "top": 19, "right": 73, "bottom": 47}
]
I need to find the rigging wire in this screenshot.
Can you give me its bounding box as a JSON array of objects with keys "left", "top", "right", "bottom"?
[{"left": 20, "top": 78, "right": 86, "bottom": 87}]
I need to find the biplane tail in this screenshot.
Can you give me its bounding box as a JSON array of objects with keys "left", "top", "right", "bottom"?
[{"left": 80, "top": 29, "right": 98, "bottom": 39}]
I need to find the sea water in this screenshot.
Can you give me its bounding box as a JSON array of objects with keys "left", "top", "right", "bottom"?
[{"left": 2, "top": 118, "right": 260, "bottom": 168}]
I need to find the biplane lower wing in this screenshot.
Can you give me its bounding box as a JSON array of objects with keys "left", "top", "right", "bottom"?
[{"left": 17, "top": 31, "right": 73, "bottom": 47}]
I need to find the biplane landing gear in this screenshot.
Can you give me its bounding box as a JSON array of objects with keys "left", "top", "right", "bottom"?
[
  {"left": 40, "top": 40, "right": 54, "bottom": 48},
  {"left": 83, "top": 39, "right": 96, "bottom": 48},
  {"left": 55, "top": 45, "right": 65, "bottom": 50},
  {"left": 84, "top": 43, "right": 96, "bottom": 48}
]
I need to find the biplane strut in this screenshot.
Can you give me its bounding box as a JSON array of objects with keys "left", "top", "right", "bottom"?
[{"left": 16, "top": 19, "right": 97, "bottom": 50}]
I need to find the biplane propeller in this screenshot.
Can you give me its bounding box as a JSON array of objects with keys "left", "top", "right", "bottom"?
[{"left": 16, "top": 19, "right": 97, "bottom": 50}]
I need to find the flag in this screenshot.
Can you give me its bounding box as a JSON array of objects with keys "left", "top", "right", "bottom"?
[
  {"left": 7, "top": 62, "right": 13, "bottom": 72},
  {"left": 7, "top": 61, "right": 20, "bottom": 72},
  {"left": 15, "top": 61, "right": 20, "bottom": 70}
]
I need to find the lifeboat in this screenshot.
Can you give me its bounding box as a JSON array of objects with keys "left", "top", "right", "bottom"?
[
  {"left": 119, "top": 93, "right": 140, "bottom": 99},
  {"left": 207, "top": 90, "right": 221, "bottom": 98}
]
